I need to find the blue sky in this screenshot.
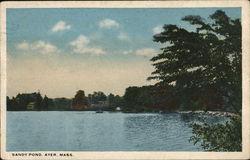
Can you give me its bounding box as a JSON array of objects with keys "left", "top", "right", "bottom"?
[{"left": 7, "top": 8, "right": 241, "bottom": 98}]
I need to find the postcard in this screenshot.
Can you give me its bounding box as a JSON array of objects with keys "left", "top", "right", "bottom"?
[{"left": 1, "top": 1, "right": 250, "bottom": 159}]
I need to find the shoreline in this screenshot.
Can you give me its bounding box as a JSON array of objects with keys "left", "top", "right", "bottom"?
[
  {"left": 7, "top": 110, "right": 240, "bottom": 118},
  {"left": 178, "top": 110, "right": 240, "bottom": 118}
]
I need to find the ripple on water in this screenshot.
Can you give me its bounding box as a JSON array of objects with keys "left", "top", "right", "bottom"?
[{"left": 7, "top": 111, "right": 228, "bottom": 151}]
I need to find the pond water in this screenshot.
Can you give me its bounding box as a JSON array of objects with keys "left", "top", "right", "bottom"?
[{"left": 7, "top": 111, "right": 228, "bottom": 151}]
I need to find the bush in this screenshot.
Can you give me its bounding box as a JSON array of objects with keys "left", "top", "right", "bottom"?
[{"left": 189, "top": 117, "right": 242, "bottom": 151}]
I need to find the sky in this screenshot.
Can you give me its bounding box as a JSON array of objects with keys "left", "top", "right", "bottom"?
[{"left": 7, "top": 7, "right": 241, "bottom": 98}]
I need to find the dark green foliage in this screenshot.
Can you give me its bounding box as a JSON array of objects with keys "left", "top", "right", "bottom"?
[
  {"left": 123, "top": 85, "right": 179, "bottom": 112},
  {"left": 40, "top": 95, "right": 54, "bottom": 110},
  {"left": 7, "top": 96, "right": 18, "bottom": 111},
  {"left": 88, "top": 91, "right": 107, "bottom": 104},
  {"left": 107, "top": 93, "right": 115, "bottom": 104},
  {"left": 149, "top": 10, "right": 242, "bottom": 151},
  {"left": 151, "top": 84, "right": 179, "bottom": 111},
  {"left": 107, "top": 94, "right": 124, "bottom": 110},
  {"left": 189, "top": 117, "right": 242, "bottom": 151},
  {"left": 41, "top": 95, "right": 49, "bottom": 110},
  {"left": 123, "top": 86, "right": 153, "bottom": 112},
  {"left": 53, "top": 98, "right": 71, "bottom": 110},
  {"left": 72, "top": 90, "right": 89, "bottom": 109},
  {"left": 35, "top": 93, "right": 43, "bottom": 111},
  {"left": 149, "top": 10, "right": 241, "bottom": 113},
  {"left": 7, "top": 92, "right": 54, "bottom": 111}
]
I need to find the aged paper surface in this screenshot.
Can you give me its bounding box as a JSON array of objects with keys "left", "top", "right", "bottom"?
[{"left": 1, "top": 1, "right": 250, "bottom": 159}]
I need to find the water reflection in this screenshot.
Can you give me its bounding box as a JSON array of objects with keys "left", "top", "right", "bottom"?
[
  {"left": 180, "top": 114, "right": 198, "bottom": 123},
  {"left": 123, "top": 114, "right": 198, "bottom": 151},
  {"left": 180, "top": 113, "right": 230, "bottom": 125}
]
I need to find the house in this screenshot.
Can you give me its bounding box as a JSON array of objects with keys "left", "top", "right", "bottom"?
[
  {"left": 27, "top": 102, "right": 35, "bottom": 110},
  {"left": 90, "top": 100, "right": 109, "bottom": 108},
  {"left": 116, "top": 107, "right": 121, "bottom": 111}
]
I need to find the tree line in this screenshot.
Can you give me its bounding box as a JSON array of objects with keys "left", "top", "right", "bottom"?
[
  {"left": 7, "top": 93, "right": 53, "bottom": 111},
  {"left": 6, "top": 83, "right": 231, "bottom": 112},
  {"left": 7, "top": 91, "right": 122, "bottom": 111},
  {"left": 6, "top": 86, "right": 178, "bottom": 112}
]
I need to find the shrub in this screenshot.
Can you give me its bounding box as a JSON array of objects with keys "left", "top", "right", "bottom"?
[{"left": 189, "top": 117, "right": 242, "bottom": 151}]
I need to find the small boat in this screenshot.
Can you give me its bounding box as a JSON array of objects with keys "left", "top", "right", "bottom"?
[{"left": 96, "top": 110, "right": 103, "bottom": 113}]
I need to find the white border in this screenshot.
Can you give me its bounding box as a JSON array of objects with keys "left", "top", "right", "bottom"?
[{"left": 1, "top": 1, "right": 250, "bottom": 160}]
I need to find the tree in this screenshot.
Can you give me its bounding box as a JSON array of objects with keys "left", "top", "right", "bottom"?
[
  {"left": 189, "top": 117, "right": 241, "bottom": 151},
  {"left": 87, "top": 94, "right": 92, "bottom": 104},
  {"left": 123, "top": 86, "right": 141, "bottom": 109},
  {"left": 90, "top": 91, "right": 107, "bottom": 104},
  {"left": 72, "top": 90, "right": 88, "bottom": 110},
  {"left": 41, "top": 95, "right": 50, "bottom": 110},
  {"left": 107, "top": 94, "right": 124, "bottom": 110},
  {"left": 108, "top": 93, "right": 115, "bottom": 104},
  {"left": 113, "top": 95, "right": 123, "bottom": 108},
  {"left": 35, "top": 92, "right": 43, "bottom": 111},
  {"left": 7, "top": 96, "right": 17, "bottom": 111},
  {"left": 7, "top": 92, "right": 50, "bottom": 111},
  {"left": 148, "top": 10, "right": 241, "bottom": 113},
  {"left": 53, "top": 98, "right": 71, "bottom": 110},
  {"left": 123, "top": 86, "right": 160, "bottom": 112},
  {"left": 15, "top": 93, "right": 28, "bottom": 110},
  {"left": 151, "top": 84, "right": 180, "bottom": 111},
  {"left": 148, "top": 10, "right": 242, "bottom": 151}
]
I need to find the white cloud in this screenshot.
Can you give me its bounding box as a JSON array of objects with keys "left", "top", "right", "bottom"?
[
  {"left": 16, "top": 41, "right": 29, "bottom": 50},
  {"left": 135, "top": 48, "right": 157, "bottom": 57},
  {"left": 32, "top": 41, "right": 60, "bottom": 54},
  {"left": 99, "top": 19, "right": 120, "bottom": 29},
  {"left": 118, "top": 33, "right": 130, "bottom": 41},
  {"left": 69, "top": 35, "right": 105, "bottom": 55},
  {"left": 121, "top": 50, "right": 133, "bottom": 55},
  {"left": 70, "top": 35, "right": 90, "bottom": 46},
  {"left": 120, "top": 48, "right": 157, "bottom": 57},
  {"left": 153, "top": 25, "right": 164, "bottom": 34},
  {"left": 51, "top": 21, "right": 71, "bottom": 32},
  {"left": 16, "top": 40, "right": 60, "bottom": 54}
]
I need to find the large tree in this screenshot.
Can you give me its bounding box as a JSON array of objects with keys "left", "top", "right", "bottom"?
[
  {"left": 148, "top": 10, "right": 241, "bottom": 112},
  {"left": 89, "top": 91, "right": 107, "bottom": 104},
  {"left": 72, "top": 90, "right": 88, "bottom": 110}
]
